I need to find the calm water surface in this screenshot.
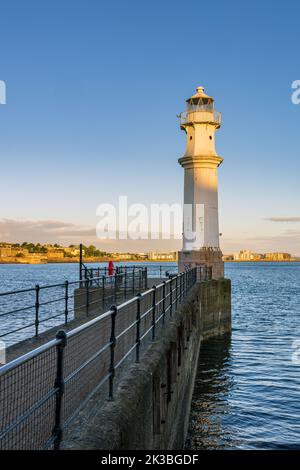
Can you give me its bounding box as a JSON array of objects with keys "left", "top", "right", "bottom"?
[{"left": 187, "top": 262, "right": 300, "bottom": 449}]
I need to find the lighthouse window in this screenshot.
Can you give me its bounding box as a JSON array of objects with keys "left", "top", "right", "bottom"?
[
  {"left": 190, "top": 136, "right": 193, "bottom": 140},
  {"left": 209, "top": 136, "right": 212, "bottom": 140}
]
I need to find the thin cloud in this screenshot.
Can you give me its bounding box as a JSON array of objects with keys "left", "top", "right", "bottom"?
[
  {"left": 265, "top": 217, "right": 300, "bottom": 223},
  {"left": 220, "top": 229, "right": 300, "bottom": 257},
  {"left": 0, "top": 218, "right": 96, "bottom": 244},
  {"left": 0, "top": 218, "right": 183, "bottom": 251}
]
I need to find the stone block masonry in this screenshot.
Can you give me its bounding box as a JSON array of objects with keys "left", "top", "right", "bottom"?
[{"left": 63, "top": 278, "right": 231, "bottom": 450}]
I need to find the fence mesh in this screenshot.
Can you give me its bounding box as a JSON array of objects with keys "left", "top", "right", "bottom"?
[{"left": 0, "top": 345, "right": 57, "bottom": 450}]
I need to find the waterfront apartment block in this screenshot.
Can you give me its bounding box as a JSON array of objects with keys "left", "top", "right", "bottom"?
[{"left": 230, "top": 250, "right": 292, "bottom": 262}]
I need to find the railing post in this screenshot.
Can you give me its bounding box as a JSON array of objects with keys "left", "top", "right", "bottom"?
[
  {"left": 84, "top": 267, "right": 88, "bottom": 287},
  {"left": 152, "top": 285, "right": 156, "bottom": 341},
  {"left": 90, "top": 269, "right": 94, "bottom": 287},
  {"left": 139, "top": 268, "right": 142, "bottom": 290},
  {"left": 162, "top": 281, "right": 166, "bottom": 325},
  {"left": 144, "top": 266, "right": 148, "bottom": 289},
  {"left": 175, "top": 276, "right": 178, "bottom": 308},
  {"left": 124, "top": 269, "right": 127, "bottom": 297},
  {"left": 114, "top": 273, "right": 117, "bottom": 303},
  {"left": 79, "top": 243, "right": 83, "bottom": 286},
  {"left": 109, "top": 305, "right": 117, "bottom": 400},
  {"left": 132, "top": 267, "right": 135, "bottom": 294},
  {"left": 35, "top": 284, "right": 40, "bottom": 337},
  {"left": 170, "top": 278, "right": 173, "bottom": 317},
  {"left": 178, "top": 274, "right": 181, "bottom": 302},
  {"left": 136, "top": 294, "right": 141, "bottom": 363},
  {"left": 52, "top": 330, "right": 67, "bottom": 450},
  {"left": 64, "top": 280, "right": 69, "bottom": 325},
  {"left": 102, "top": 275, "right": 105, "bottom": 305},
  {"left": 86, "top": 276, "right": 90, "bottom": 316}
]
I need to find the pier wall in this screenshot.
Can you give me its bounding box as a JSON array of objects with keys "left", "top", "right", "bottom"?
[{"left": 64, "top": 279, "right": 231, "bottom": 450}]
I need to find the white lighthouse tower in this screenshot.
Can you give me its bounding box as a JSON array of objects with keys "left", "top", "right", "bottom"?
[{"left": 178, "top": 85, "right": 224, "bottom": 279}]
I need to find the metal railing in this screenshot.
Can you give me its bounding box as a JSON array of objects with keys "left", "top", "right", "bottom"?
[
  {"left": 180, "top": 110, "right": 221, "bottom": 126},
  {"left": 78, "top": 244, "right": 178, "bottom": 281},
  {"left": 0, "top": 268, "right": 147, "bottom": 345},
  {"left": 80, "top": 263, "right": 178, "bottom": 279},
  {"left": 0, "top": 267, "right": 197, "bottom": 450},
  {"left": 80, "top": 263, "right": 145, "bottom": 282}
]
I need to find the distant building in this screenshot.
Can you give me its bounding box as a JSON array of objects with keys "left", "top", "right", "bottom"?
[
  {"left": 149, "top": 252, "right": 178, "bottom": 261},
  {"left": 47, "top": 252, "right": 64, "bottom": 260},
  {"left": 0, "top": 246, "right": 12, "bottom": 258},
  {"left": 251, "top": 253, "right": 264, "bottom": 261},
  {"left": 234, "top": 250, "right": 253, "bottom": 261},
  {"left": 46, "top": 247, "right": 65, "bottom": 260},
  {"left": 117, "top": 253, "right": 132, "bottom": 260},
  {"left": 222, "top": 254, "right": 234, "bottom": 261},
  {"left": 233, "top": 250, "right": 263, "bottom": 261},
  {"left": 63, "top": 247, "right": 81, "bottom": 257},
  {"left": 265, "top": 252, "right": 291, "bottom": 261},
  {"left": 137, "top": 253, "right": 148, "bottom": 260},
  {"left": 0, "top": 245, "right": 29, "bottom": 259},
  {"left": 11, "top": 247, "right": 29, "bottom": 256},
  {"left": 17, "top": 253, "right": 47, "bottom": 264}
]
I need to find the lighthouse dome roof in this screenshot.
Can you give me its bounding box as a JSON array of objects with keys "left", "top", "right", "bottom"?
[{"left": 186, "top": 86, "right": 214, "bottom": 104}]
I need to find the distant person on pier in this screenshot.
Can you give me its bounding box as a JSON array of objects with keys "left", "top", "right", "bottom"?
[{"left": 108, "top": 260, "right": 114, "bottom": 276}]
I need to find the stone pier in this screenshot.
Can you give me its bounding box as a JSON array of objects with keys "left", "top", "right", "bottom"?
[{"left": 63, "top": 278, "right": 231, "bottom": 450}]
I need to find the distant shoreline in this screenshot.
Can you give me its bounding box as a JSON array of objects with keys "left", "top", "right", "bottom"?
[
  {"left": 0, "top": 259, "right": 299, "bottom": 265},
  {"left": 224, "top": 260, "right": 300, "bottom": 263},
  {"left": 0, "top": 258, "right": 177, "bottom": 265}
]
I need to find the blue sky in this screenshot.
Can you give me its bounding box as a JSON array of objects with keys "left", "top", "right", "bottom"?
[{"left": 0, "top": 0, "right": 300, "bottom": 254}]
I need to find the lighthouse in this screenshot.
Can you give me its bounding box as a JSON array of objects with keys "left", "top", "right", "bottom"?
[{"left": 178, "top": 85, "right": 224, "bottom": 279}]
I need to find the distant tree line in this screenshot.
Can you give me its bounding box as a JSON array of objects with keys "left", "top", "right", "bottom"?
[
  {"left": 80, "top": 244, "right": 108, "bottom": 258},
  {"left": 10, "top": 242, "right": 109, "bottom": 258},
  {"left": 12, "top": 242, "right": 48, "bottom": 253}
]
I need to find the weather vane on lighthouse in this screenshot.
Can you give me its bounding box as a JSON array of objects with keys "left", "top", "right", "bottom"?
[{"left": 178, "top": 85, "right": 224, "bottom": 279}]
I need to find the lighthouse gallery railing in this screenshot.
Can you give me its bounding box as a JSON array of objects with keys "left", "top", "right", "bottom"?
[{"left": 180, "top": 109, "right": 221, "bottom": 126}]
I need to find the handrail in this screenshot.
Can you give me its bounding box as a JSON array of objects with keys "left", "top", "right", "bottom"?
[{"left": 0, "top": 267, "right": 147, "bottom": 343}]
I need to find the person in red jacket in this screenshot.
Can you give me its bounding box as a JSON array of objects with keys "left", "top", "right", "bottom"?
[{"left": 108, "top": 260, "right": 114, "bottom": 276}]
